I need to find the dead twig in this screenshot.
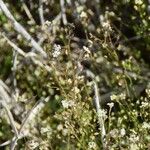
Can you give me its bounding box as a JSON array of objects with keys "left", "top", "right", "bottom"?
[
  {"left": 12, "top": 50, "right": 18, "bottom": 95},
  {"left": 2, "top": 32, "right": 52, "bottom": 74},
  {"left": 21, "top": 0, "right": 36, "bottom": 24},
  {"left": 38, "top": 0, "right": 45, "bottom": 25},
  {"left": 60, "top": 0, "right": 67, "bottom": 25},
  {"left": 1, "top": 33, "right": 26, "bottom": 57},
  {"left": 0, "top": 0, "right": 47, "bottom": 57}
]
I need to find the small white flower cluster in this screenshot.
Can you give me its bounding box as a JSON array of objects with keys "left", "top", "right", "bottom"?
[
  {"left": 120, "top": 93, "right": 126, "bottom": 99},
  {"left": 27, "top": 138, "right": 40, "bottom": 149},
  {"left": 110, "top": 93, "right": 126, "bottom": 101},
  {"left": 52, "top": 44, "right": 61, "bottom": 58},
  {"left": 80, "top": 11, "right": 87, "bottom": 18},
  {"left": 140, "top": 101, "right": 149, "bottom": 108},
  {"left": 88, "top": 141, "right": 97, "bottom": 149},
  {"left": 146, "top": 88, "right": 150, "bottom": 97},
  {"left": 129, "top": 134, "right": 139, "bottom": 143},
  {"left": 71, "top": 87, "right": 80, "bottom": 94},
  {"left": 100, "top": 18, "right": 112, "bottom": 32},
  {"left": 135, "top": 0, "right": 143, "bottom": 5},
  {"left": 57, "top": 124, "right": 63, "bottom": 131},
  {"left": 40, "top": 126, "right": 52, "bottom": 134},
  {"left": 76, "top": 5, "right": 87, "bottom": 20},
  {"left": 142, "top": 122, "right": 150, "bottom": 129},
  {"left": 130, "top": 144, "right": 139, "bottom": 150},
  {"left": 99, "top": 14, "right": 113, "bottom": 37},
  {"left": 57, "top": 123, "right": 68, "bottom": 136},
  {"left": 61, "top": 100, "right": 75, "bottom": 109},
  {"left": 62, "top": 128, "right": 68, "bottom": 136},
  {"left": 97, "top": 109, "right": 107, "bottom": 120},
  {"left": 77, "top": 5, "right": 84, "bottom": 13},
  {"left": 102, "top": 21, "right": 110, "bottom": 28},
  {"left": 109, "top": 129, "right": 119, "bottom": 138},
  {"left": 110, "top": 94, "right": 118, "bottom": 101},
  {"left": 120, "top": 128, "right": 126, "bottom": 136}
]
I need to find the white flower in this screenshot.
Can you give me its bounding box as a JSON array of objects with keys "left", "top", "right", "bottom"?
[
  {"left": 61, "top": 100, "right": 75, "bottom": 109},
  {"left": 27, "top": 139, "right": 39, "bottom": 149},
  {"left": 71, "top": 87, "right": 80, "bottom": 94},
  {"left": 135, "top": 0, "right": 143, "bottom": 5},
  {"left": 52, "top": 44, "right": 61, "bottom": 58},
  {"left": 110, "top": 94, "right": 118, "bottom": 101},
  {"left": 107, "top": 102, "right": 114, "bottom": 109},
  {"left": 101, "top": 21, "right": 112, "bottom": 31},
  {"left": 102, "top": 22, "right": 109, "bottom": 28},
  {"left": 77, "top": 6, "right": 84, "bottom": 13},
  {"left": 57, "top": 124, "right": 63, "bottom": 131},
  {"left": 110, "top": 129, "right": 119, "bottom": 138},
  {"left": 146, "top": 89, "right": 150, "bottom": 97},
  {"left": 130, "top": 144, "right": 139, "bottom": 150},
  {"left": 97, "top": 109, "right": 107, "bottom": 120},
  {"left": 62, "top": 128, "right": 68, "bottom": 136},
  {"left": 110, "top": 93, "right": 126, "bottom": 101},
  {"left": 142, "top": 122, "right": 150, "bottom": 129},
  {"left": 120, "top": 128, "right": 126, "bottom": 136},
  {"left": 120, "top": 93, "right": 126, "bottom": 100},
  {"left": 40, "top": 126, "right": 52, "bottom": 134},
  {"left": 129, "top": 134, "right": 139, "bottom": 143},
  {"left": 80, "top": 11, "right": 87, "bottom": 18},
  {"left": 140, "top": 101, "right": 149, "bottom": 108},
  {"left": 88, "top": 141, "right": 96, "bottom": 149},
  {"left": 61, "top": 100, "right": 69, "bottom": 108}
]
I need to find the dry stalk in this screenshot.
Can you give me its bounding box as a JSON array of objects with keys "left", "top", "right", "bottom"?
[
  {"left": 38, "top": 0, "right": 45, "bottom": 25},
  {"left": 60, "top": 0, "right": 67, "bottom": 25}
]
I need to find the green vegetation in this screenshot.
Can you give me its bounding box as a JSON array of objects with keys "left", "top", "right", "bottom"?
[{"left": 0, "top": 0, "right": 150, "bottom": 149}]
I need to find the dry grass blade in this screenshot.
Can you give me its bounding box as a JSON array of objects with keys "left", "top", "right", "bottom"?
[{"left": 60, "top": 0, "right": 67, "bottom": 25}]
